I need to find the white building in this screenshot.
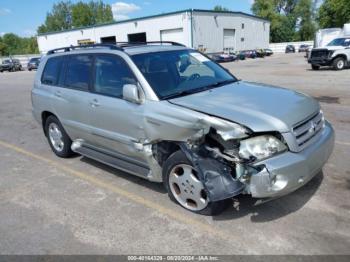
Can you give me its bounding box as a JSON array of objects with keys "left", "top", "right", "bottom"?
[{"left": 37, "top": 9, "right": 270, "bottom": 54}]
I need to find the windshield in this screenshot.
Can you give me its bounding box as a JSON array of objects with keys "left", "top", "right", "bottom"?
[
  {"left": 131, "top": 50, "right": 237, "bottom": 99},
  {"left": 2, "top": 59, "right": 10, "bottom": 64},
  {"left": 327, "top": 38, "right": 350, "bottom": 46}
]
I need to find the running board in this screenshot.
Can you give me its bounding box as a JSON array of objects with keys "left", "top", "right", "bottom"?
[{"left": 73, "top": 144, "right": 150, "bottom": 178}]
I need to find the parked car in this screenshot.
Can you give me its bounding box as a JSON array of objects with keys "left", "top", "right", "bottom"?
[
  {"left": 255, "top": 49, "right": 266, "bottom": 58},
  {"left": 308, "top": 37, "right": 350, "bottom": 70},
  {"left": 236, "top": 51, "right": 246, "bottom": 60},
  {"left": 0, "top": 58, "right": 22, "bottom": 72},
  {"left": 298, "top": 44, "right": 311, "bottom": 52},
  {"left": 264, "top": 49, "right": 273, "bottom": 56},
  {"left": 211, "top": 53, "right": 237, "bottom": 63},
  {"left": 32, "top": 42, "right": 334, "bottom": 215},
  {"left": 242, "top": 50, "right": 257, "bottom": 59},
  {"left": 27, "top": 57, "right": 41, "bottom": 71},
  {"left": 285, "top": 45, "right": 296, "bottom": 53},
  {"left": 305, "top": 46, "right": 313, "bottom": 58}
]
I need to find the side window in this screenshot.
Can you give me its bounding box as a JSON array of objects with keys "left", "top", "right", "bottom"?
[
  {"left": 41, "top": 57, "right": 64, "bottom": 85},
  {"left": 94, "top": 55, "right": 137, "bottom": 98},
  {"left": 64, "top": 55, "right": 92, "bottom": 91}
]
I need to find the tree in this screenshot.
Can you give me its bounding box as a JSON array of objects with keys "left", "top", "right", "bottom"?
[
  {"left": 213, "top": 5, "right": 230, "bottom": 12},
  {"left": 295, "top": 0, "right": 316, "bottom": 40},
  {"left": 37, "top": 1, "right": 73, "bottom": 34},
  {"left": 37, "top": 1, "right": 114, "bottom": 34},
  {"left": 0, "top": 37, "right": 8, "bottom": 56},
  {"left": 252, "top": 0, "right": 296, "bottom": 42},
  {"left": 0, "top": 34, "right": 39, "bottom": 55},
  {"left": 71, "top": 1, "right": 113, "bottom": 27},
  {"left": 317, "top": 0, "right": 350, "bottom": 28},
  {"left": 252, "top": 0, "right": 317, "bottom": 42}
]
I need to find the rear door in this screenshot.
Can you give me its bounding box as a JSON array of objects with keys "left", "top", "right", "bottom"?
[
  {"left": 49, "top": 54, "right": 95, "bottom": 143},
  {"left": 88, "top": 53, "right": 146, "bottom": 162}
]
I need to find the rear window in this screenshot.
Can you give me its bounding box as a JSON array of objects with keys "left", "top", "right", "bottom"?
[
  {"left": 41, "top": 57, "right": 64, "bottom": 86},
  {"left": 64, "top": 55, "right": 92, "bottom": 91}
]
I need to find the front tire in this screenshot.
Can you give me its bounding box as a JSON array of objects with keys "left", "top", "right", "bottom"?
[
  {"left": 333, "top": 57, "right": 345, "bottom": 70},
  {"left": 44, "top": 115, "right": 74, "bottom": 158},
  {"left": 163, "top": 150, "right": 230, "bottom": 215},
  {"left": 311, "top": 64, "right": 320, "bottom": 70}
]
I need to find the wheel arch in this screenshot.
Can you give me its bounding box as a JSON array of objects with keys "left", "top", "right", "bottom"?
[
  {"left": 41, "top": 111, "right": 56, "bottom": 136},
  {"left": 152, "top": 141, "right": 182, "bottom": 167},
  {"left": 332, "top": 54, "right": 347, "bottom": 62}
]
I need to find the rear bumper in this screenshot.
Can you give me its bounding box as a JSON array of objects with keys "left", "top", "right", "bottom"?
[{"left": 249, "top": 121, "right": 334, "bottom": 198}]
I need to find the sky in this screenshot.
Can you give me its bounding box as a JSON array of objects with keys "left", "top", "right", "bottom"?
[{"left": 0, "top": 0, "right": 254, "bottom": 37}]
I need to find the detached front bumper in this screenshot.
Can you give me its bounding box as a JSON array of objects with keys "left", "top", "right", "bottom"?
[{"left": 249, "top": 121, "right": 334, "bottom": 198}]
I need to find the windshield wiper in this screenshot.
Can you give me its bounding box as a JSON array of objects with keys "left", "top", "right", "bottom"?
[
  {"left": 161, "top": 90, "right": 196, "bottom": 100},
  {"left": 162, "top": 79, "right": 237, "bottom": 100},
  {"left": 206, "top": 79, "right": 237, "bottom": 88}
]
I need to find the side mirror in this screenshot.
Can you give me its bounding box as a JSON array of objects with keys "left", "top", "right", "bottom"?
[{"left": 123, "top": 84, "right": 144, "bottom": 104}]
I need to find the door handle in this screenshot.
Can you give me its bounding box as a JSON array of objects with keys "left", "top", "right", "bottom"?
[
  {"left": 90, "top": 99, "right": 100, "bottom": 107},
  {"left": 54, "top": 90, "right": 62, "bottom": 98}
]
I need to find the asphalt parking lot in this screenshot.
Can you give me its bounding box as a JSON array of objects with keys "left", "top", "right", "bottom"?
[{"left": 0, "top": 53, "right": 349, "bottom": 255}]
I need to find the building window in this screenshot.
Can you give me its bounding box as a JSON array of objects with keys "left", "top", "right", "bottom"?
[
  {"left": 242, "top": 23, "right": 244, "bottom": 29},
  {"left": 241, "top": 37, "right": 245, "bottom": 42}
]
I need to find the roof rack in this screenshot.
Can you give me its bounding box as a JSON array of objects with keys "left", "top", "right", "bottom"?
[
  {"left": 46, "top": 43, "right": 122, "bottom": 55},
  {"left": 46, "top": 41, "right": 185, "bottom": 55},
  {"left": 116, "top": 41, "right": 186, "bottom": 48}
]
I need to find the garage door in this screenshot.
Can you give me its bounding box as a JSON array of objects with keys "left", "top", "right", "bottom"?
[
  {"left": 223, "top": 29, "right": 236, "bottom": 51},
  {"left": 160, "top": 28, "right": 185, "bottom": 45}
]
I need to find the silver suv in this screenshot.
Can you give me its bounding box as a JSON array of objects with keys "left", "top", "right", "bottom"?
[{"left": 32, "top": 42, "right": 334, "bottom": 215}]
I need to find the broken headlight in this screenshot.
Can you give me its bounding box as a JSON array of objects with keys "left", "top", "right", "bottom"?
[{"left": 239, "top": 135, "right": 287, "bottom": 161}]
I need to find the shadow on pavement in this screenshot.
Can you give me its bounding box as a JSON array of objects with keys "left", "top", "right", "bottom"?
[
  {"left": 80, "top": 155, "right": 323, "bottom": 221},
  {"left": 214, "top": 171, "right": 324, "bottom": 223}
]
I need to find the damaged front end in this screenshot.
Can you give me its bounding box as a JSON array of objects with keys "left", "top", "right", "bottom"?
[{"left": 143, "top": 112, "right": 285, "bottom": 202}]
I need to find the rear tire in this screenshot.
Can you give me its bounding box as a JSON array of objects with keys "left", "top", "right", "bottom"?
[
  {"left": 163, "top": 150, "right": 230, "bottom": 216},
  {"left": 44, "top": 115, "right": 74, "bottom": 158},
  {"left": 311, "top": 65, "right": 320, "bottom": 70},
  {"left": 333, "top": 57, "right": 345, "bottom": 70}
]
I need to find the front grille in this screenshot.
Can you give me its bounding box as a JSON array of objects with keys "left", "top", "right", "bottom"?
[
  {"left": 311, "top": 49, "right": 329, "bottom": 59},
  {"left": 292, "top": 111, "right": 325, "bottom": 151}
]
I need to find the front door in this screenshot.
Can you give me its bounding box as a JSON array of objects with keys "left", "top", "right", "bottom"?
[{"left": 88, "top": 53, "right": 146, "bottom": 163}]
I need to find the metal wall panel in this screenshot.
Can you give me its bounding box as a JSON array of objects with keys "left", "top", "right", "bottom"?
[
  {"left": 160, "top": 28, "right": 184, "bottom": 44},
  {"left": 37, "top": 12, "right": 191, "bottom": 53},
  {"left": 192, "top": 11, "right": 270, "bottom": 53}
]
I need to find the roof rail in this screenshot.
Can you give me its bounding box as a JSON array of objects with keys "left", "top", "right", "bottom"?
[
  {"left": 46, "top": 43, "right": 122, "bottom": 55},
  {"left": 116, "top": 41, "right": 186, "bottom": 48},
  {"left": 46, "top": 41, "right": 186, "bottom": 55}
]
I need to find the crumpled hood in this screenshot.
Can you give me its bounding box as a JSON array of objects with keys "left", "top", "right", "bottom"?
[{"left": 169, "top": 81, "right": 320, "bottom": 133}]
